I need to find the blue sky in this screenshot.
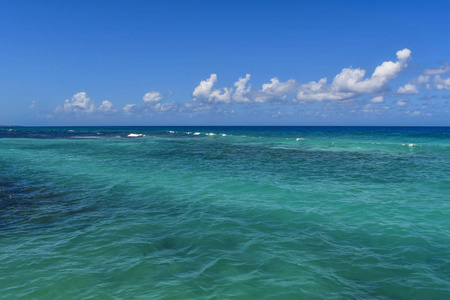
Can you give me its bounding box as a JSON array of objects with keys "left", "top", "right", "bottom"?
[{"left": 1, "top": 0, "right": 449, "bottom": 126}]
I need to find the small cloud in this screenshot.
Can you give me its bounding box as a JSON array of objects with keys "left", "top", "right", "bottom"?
[
  {"left": 423, "top": 62, "right": 450, "bottom": 75},
  {"left": 397, "top": 83, "right": 419, "bottom": 94},
  {"left": 434, "top": 75, "right": 450, "bottom": 90},
  {"left": 123, "top": 104, "right": 137, "bottom": 115},
  {"left": 254, "top": 77, "right": 297, "bottom": 103},
  {"left": 30, "top": 100, "right": 36, "bottom": 109},
  {"left": 297, "top": 78, "right": 354, "bottom": 102},
  {"left": 371, "top": 95, "right": 384, "bottom": 103},
  {"left": 143, "top": 91, "right": 164, "bottom": 103},
  {"left": 397, "top": 99, "right": 408, "bottom": 107},
  {"left": 396, "top": 75, "right": 429, "bottom": 95},
  {"left": 152, "top": 101, "right": 177, "bottom": 112},
  {"left": 98, "top": 100, "right": 115, "bottom": 113},
  {"left": 232, "top": 74, "right": 252, "bottom": 103},
  {"left": 55, "top": 92, "right": 95, "bottom": 114},
  {"left": 193, "top": 74, "right": 232, "bottom": 103}
]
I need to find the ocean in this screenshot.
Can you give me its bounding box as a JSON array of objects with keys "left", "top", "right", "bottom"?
[{"left": 0, "top": 126, "right": 449, "bottom": 299}]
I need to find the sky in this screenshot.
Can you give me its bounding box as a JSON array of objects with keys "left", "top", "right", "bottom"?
[{"left": 1, "top": 0, "right": 449, "bottom": 126}]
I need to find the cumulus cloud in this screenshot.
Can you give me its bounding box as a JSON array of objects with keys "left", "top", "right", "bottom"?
[
  {"left": 297, "top": 78, "right": 355, "bottom": 102},
  {"left": 193, "top": 74, "right": 232, "bottom": 103},
  {"left": 415, "top": 75, "right": 431, "bottom": 85},
  {"left": 371, "top": 95, "right": 384, "bottom": 103},
  {"left": 53, "top": 92, "right": 119, "bottom": 116},
  {"left": 55, "top": 92, "right": 95, "bottom": 114},
  {"left": 254, "top": 78, "right": 297, "bottom": 103},
  {"left": 47, "top": 48, "right": 450, "bottom": 120},
  {"left": 397, "top": 83, "right": 419, "bottom": 94},
  {"left": 296, "top": 49, "right": 412, "bottom": 102},
  {"left": 192, "top": 74, "right": 297, "bottom": 104},
  {"left": 332, "top": 48, "right": 411, "bottom": 93},
  {"left": 209, "top": 87, "right": 232, "bottom": 103},
  {"left": 143, "top": 91, "right": 164, "bottom": 103},
  {"left": 434, "top": 75, "right": 450, "bottom": 90},
  {"left": 396, "top": 74, "right": 430, "bottom": 94},
  {"left": 232, "top": 74, "right": 252, "bottom": 103},
  {"left": 98, "top": 100, "right": 115, "bottom": 113}
]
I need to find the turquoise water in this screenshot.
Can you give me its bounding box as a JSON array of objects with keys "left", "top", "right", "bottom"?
[{"left": 0, "top": 126, "right": 449, "bottom": 299}]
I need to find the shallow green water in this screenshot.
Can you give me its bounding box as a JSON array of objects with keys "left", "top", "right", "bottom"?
[{"left": 0, "top": 127, "right": 449, "bottom": 299}]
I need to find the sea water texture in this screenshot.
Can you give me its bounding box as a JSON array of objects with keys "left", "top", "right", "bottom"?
[{"left": 0, "top": 126, "right": 449, "bottom": 299}]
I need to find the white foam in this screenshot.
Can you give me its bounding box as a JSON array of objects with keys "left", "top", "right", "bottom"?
[
  {"left": 193, "top": 132, "right": 201, "bottom": 135},
  {"left": 402, "top": 143, "right": 420, "bottom": 147},
  {"left": 128, "top": 133, "right": 145, "bottom": 137},
  {"left": 168, "top": 131, "right": 175, "bottom": 133},
  {"left": 206, "top": 133, "right": 215, "bottom": 136},
  {"left": 221, "top": 134, "right": 227, "bottom": 136},
  {"left": 296, "top": 138, "right": 304, "bottom": 141}
]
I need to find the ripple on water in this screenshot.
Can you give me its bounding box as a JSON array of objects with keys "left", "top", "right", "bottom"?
[{"left": 0, "top": 127, "right": 449, "bottom": 298}]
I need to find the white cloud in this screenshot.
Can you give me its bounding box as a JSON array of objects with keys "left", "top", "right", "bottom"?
[
  {"left": 396, "top": 75, "right": 429, "bottom": 94},
  {"left": 98, "top": 100, "right": 115, "bottom": 113},
  {"left": 123, "top": 104, "right": 137, "bottom": 114},
  {"left": 371, "top": 95, "right": 384, "bottom": 103},
  {"left": 297, "top": 78, "right": 355, "bottom": 102},
  {"left": 332, "top": 48, "right": 411, "bottom": 93},
  {"left": 143, "top": 91, "right": 164, "bottom": 103},
  {"left": 254, "top": 78, "right": 297, "bottom": 103},
  {"left": 415, "top": 75, "right": 431, "bottom": 85},
  {"left": 423, "top": 62, "right": 450, "bottom": 75},
  {"left": 434, "top": 75, "right": 450, "bottom": 90},
  {"left": 397, "top": 99, "right": 408, "bottom": 107},
  {"left": 53, "top": 92, "right": 120, "bottom": 116},
  {"left": 296, "top": 49, "right": 411, "bottom": 102},
  {"left": 193, "top": 74, "right": 216, "bottom": 99},
  {"left": 55, "top": 92, "right": 95, "bottom": 114},
  {"left": 397, "top": 83, "right": 419, "bottom": 94},
  {"left": 232, "top": 74, "right": 252, "bottom": 103},
  {"left": 152, "top": 101, "right": 177, "bottom": 112},
  {"left": 193, "top": 74, "right": 232, "bottom": 103},
  {"left": 30, "top": 100, "right": 36, "bottom": 109},
  {"left": 209, "top": 87, "right": 232, "bottom": 103}
]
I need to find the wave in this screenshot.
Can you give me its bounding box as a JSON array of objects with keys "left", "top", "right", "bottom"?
[{"left": 128, "top": 133, "right": 145, "bottom": 138}]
